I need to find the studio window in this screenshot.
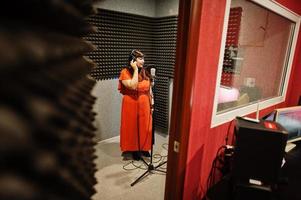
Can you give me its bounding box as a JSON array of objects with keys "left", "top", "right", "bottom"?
[{"left": 211, "top": 0, "right": 301, "bottom": 127}]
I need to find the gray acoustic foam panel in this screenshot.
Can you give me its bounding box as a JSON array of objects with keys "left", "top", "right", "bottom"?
[{"left": 0, "top": 1, "right": 98, "bottom": 199}]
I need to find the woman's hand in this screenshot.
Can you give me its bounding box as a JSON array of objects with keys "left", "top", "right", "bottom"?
[
  {"left": 122, "top": 60, "right": 139, "bottom": 90},
  {"left": 130, "top": 60, "right": 138, "bottom": 71}
]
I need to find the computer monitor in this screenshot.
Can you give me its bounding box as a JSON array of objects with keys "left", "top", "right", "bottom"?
[{"left": 265, "top": 106, "right": 301, "bottom": 143}]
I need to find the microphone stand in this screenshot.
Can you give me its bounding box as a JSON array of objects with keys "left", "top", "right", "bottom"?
[{"left": 131, "top": 69, "right": 167, "bottom": 187}]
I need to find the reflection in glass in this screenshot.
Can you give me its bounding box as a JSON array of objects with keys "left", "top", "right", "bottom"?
[{"left": 218, "top": 0, "right": 295, "bottom": 113}]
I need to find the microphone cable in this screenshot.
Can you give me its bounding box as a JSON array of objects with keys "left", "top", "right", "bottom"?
[{"left": 122, "top": 143, "right": 168, "bottom": 171}]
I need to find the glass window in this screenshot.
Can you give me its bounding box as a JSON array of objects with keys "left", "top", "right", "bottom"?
[{"left": 212, "top": 0, "right": 300, "bottom": 127}]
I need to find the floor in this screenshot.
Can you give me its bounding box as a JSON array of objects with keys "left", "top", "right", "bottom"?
[{"left": 92, "top": 133, "right": 168, "bottom": 200}]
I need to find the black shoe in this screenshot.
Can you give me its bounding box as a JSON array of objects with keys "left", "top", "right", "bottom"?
[
  {"left": 121, "top": 151, "right": 132, "bottom": 160},
  {"left": 132, "top": 151, "right": 141, "bottom": 161},
  {"left": 141, "top": 151, "right": 151, "bottom": 157},
  {"left": 121, "top": 151, "right": 131, "bottom": 156}
]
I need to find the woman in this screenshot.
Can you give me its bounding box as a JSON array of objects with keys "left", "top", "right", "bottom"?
[{"left": 118, "top": 50, "right": 152, "bottom": 160}]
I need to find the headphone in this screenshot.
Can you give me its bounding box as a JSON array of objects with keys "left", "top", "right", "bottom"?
[{"left": 128, "top": 49, "right": 137, "bottom": 63}]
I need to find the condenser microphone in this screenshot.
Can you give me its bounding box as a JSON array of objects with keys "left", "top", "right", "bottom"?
[{"left": 150, "top": 68, "right": 156, "bottom": 78}]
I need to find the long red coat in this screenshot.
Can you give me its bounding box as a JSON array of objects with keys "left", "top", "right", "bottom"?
[{"left": 118, "top": 68, "right": 152, "bottom": 152}]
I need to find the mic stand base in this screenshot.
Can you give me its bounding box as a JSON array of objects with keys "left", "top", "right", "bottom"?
[{"left": 130, "top": 159, "right": 167, "bottom": 187}]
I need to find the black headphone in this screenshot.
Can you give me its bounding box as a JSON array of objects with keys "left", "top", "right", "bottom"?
[{"left": 128, "top": 49, "right": 137, "bottom": 63}]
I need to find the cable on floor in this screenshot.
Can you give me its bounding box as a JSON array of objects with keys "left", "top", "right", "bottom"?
[{"left": 122, "top": 143, "right": 168, "bottom": 171}]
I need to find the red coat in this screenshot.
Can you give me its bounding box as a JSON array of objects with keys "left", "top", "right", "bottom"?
[{"left": 118, "top": 68, "right": 152, "bottom": 152}]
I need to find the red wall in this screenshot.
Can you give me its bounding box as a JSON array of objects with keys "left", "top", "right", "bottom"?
[
  {"left": 183, "top": 0, "right": 301, "bottom": 199},
  {"left": 276, "top": 0, "right": 301, "bottom": 14},
  {"left": 287, "top": 46, "right": 301, "bottom": 106}
]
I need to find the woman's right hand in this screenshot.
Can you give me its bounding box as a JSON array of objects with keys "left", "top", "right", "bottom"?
[{"left": 130, "top": 60, "right": 138, "bottom": 70}]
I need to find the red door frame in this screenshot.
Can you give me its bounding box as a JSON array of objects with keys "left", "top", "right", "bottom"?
[{"left": 165, "top": 0, "right": 203, "bottom": 199}]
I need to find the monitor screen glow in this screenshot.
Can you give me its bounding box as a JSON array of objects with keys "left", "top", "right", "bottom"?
[{"left": 276, "top": 106, "right": 301, "bottom": 142}]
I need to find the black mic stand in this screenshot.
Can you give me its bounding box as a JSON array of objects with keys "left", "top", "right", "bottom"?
[{"left": 131, "top": 70, "right": 167, "bottom": 187}]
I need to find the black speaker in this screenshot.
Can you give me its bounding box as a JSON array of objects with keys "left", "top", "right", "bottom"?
[
  {"left": 231, "top": 118, "right": 288, "bottom": 185},
  {"left": 298, "top": 95, "right": 301, "bottom": 106}
]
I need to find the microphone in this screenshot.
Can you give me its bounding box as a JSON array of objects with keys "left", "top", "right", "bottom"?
[
  {"left": 150, "top": 68, "right": 156, "bottom": 78},
  {"left": 150, "top": 67, "right": 156, "bottom": 89},
  {"left": 149, "top": 67, "right": 155, "bottom": 106}
]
